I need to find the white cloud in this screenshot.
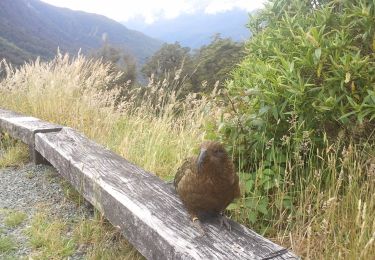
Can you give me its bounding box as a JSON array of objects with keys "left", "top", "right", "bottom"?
[
  {"left": 41, "top": 0, "right": 266, "bottom": 22},
  {"left": 205, "top": 0, "right": 265, "bottom": 14}
]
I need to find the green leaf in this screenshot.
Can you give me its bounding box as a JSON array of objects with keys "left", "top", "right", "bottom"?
[
  {"left": 272, "top": 107, "right": 279, "bottom": 120},
  {"left": 258, "top": 198, "right": 269, "bottom": 215},
  {"left": 239, "top": 172, "right": 252, "bottom": 182},
  {"left": 263, "top": 168, "right": 275, "bottom": 176},
  {"left": 245, "top": 179, "right": 254, "bottom": 191},
  {"left": 250, "top": 118, "right": 264, "bottom": 127},
  {"left": 247, "top": 211, "right": 258, "bottom": 224},
  {"left": 275, "top": 153, "right": 287, "bottom": 164},
  {"left": 263, "top": 180, "right": 274, "bottom": 191},
  {"left": 226, "top": 202, "right": 238, "bottom": 211},
  {"left": 259, "top": 105, "right": 270, "bottom": 115},
  {"left": 314, "top": 48, "right": 322, "bottom": 61},
  {"left": 283, "top": 196, "right": 293, "bottom": 209},
  {"left": 244, "top": 197, "right": 259, "bottom": 211},
  {"left": 289, "top": 61, "right": 295, "bottom": 73}
]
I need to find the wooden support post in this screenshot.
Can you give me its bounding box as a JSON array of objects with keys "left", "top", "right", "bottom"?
[{"left": 28, "top": 143, "right": 48, "bottom": 165}]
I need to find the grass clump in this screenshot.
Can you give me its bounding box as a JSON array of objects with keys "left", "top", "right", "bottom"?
[
  {"left": 74, "top": 216, "right": 143, "bottom": 260},
  {"left": 25, "top": 210, "right": 142, "bottom": 259},
  {"left": 0, "top": 133, "right": 29, "bottom": 168},
  {"left": 0, "top": 236, "right": 16, "bottom": 254},
  {"left": 26, "top": 212, "right": 76, "bottom": 259},
  {"left": 4, "top": 211, "right": 27, "bottom": 227}
]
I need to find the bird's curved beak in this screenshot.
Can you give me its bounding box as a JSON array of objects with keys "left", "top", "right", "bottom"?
[{"left": 197, "top": 148, "right": 207, "bottom": 173}]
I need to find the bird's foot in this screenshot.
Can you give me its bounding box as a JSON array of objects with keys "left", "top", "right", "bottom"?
[
  {"left": 219, "top": 213, "right": 231, "bottom": 231},
  {"left": 192, "top": 217, "right": 206, "bottom": 236}
]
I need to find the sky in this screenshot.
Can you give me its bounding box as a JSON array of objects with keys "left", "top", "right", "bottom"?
[{"left": 41, "top": 0, "right": 266, "bottom": 23}]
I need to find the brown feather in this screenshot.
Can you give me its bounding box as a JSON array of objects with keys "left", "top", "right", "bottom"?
[{"left": 174, "top": 141, "right": 240, "bottom": 220}]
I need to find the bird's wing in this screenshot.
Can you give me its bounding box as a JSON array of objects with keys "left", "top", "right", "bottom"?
[{"left": 173, "top": 157, "right": 196, "bottom": 189}]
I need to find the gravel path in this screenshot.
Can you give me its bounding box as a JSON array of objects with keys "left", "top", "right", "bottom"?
[{"left": 0, "top": 163, "right": 94, "bottom": 259}]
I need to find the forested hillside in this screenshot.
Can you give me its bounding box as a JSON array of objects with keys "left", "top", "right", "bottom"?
[
  {"left": 0, "top": 0, "right": 162, "bottom": 66},
  {"left": 141, "top": 36, "right": 245, "bottom": 95}
]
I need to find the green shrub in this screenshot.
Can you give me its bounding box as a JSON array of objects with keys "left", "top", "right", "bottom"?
[
  {"left": 219, "top": 0, "right": 375, "bottom": 171},
  {"left": 213, "top": 0, "right": 375, "bottom": 234}
]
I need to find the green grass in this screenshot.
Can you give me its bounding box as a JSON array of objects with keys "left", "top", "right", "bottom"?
[
  {"left": 0, "top": 133, "right": 29, "bottom": 168},
  {"left": 228, "top": 139, "right": 375, "bottom": 259},
  {"left": 4, "top": 211, "right": 27, "bottom": 227},
  {"left": 25, "top": 210, "right": 143, "bottom": 260},
  {"left": 74, "top": 216, "right": 143, "bottom": 260},
  {"left": 0, "top": 236, "right": 16, "bottom": 254},
  {"left": 61, "top": 180, "right": 85, "bottom": 205},
  {"left": 26, "top": 212, "right": 76, "bottom": 259}
]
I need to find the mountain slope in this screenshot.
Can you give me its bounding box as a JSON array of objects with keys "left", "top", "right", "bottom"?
[
  {"left": 123, "top": 9, "right": 251, "bottom": 49},
  {"left": 0, "top": 0, "right": 162, "bottom": 66}
]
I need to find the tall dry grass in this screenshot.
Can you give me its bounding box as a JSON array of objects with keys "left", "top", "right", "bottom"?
[
  {"left": 1, "top": 54, "right": 374, "bottom": 258},
  {"left": 246, "top": 139, "right": 374, "bottom": 259},
  {"left": 0, "top": 53, "right": 211, "bottom": 177}
]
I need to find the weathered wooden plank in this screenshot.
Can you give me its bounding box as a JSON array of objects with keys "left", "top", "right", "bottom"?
[
  {"left": 35, "top": 127, "right": 299, "bottom": 260},
  {"left": 0, "top": 108, "right": 62, "bottom": 144},
  {"left": 0, "top": 108, "right": 62, "bottom": 164}
]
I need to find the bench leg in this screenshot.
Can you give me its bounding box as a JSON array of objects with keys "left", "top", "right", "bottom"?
[{"left": 29, "top": 144, "right": 50, "bottom": 165}]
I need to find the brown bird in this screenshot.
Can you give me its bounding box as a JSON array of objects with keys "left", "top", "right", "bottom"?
[{"left": 174, "top": 141, "right": 240, "bottom": 234}]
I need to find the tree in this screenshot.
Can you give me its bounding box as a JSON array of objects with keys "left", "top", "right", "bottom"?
[
  {"left": 141, "top": 42, "right": 191, "bottom": 80},
  {"left": 91, "top": 41, "right": 137, "bottom": 87},
  {"left": 142, "top": 37, "right": 245, "bottom": 96},
  {"left": 191, "top": 35, "right": 245, "bottom": 92}
]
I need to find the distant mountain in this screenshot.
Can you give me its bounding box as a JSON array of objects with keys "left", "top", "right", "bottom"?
[
  {"left": 123, "top": 9, "right": 251, "bottom": 49},
  {"left": 0, "top": 0, "right": 162, "bottom": 66}
]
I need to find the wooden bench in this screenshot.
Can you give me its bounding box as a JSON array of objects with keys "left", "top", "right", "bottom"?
[{"left": 0, "top": 108, "right": 299, "bottom": 259}]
